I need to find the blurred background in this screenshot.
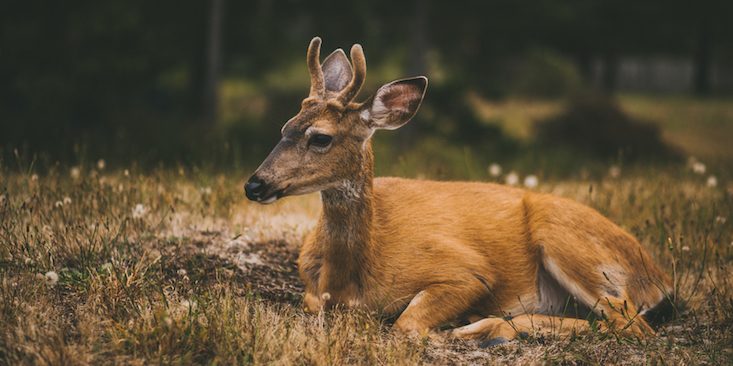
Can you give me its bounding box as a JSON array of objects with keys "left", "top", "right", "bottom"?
[{"left": 2, "top": 0, "right": 732, "bottom": 177}]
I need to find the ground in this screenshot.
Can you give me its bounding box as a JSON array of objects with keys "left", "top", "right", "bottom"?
[
  {"left": 1, "top": 164, "right": 731, "bottom": 365},
  {"left": 1, "top": 96, "right": 733, "bottom": 365}
]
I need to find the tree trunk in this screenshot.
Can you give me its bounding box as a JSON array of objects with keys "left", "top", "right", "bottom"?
[
  {"left": 601, "top": 51, "right": 618, "bottom": 93},
  {"left": 203, "top": 0, "right": 224, "bottom": 126},
  {"left": 398, "top": 0, "right": 428, "bottom": 149},
  {"left": 693, "top": 21, "right": 711, "bottom": 96}
]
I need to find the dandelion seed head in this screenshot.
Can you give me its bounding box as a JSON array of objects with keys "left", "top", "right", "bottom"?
[
  {"left": 44, "top": 271, "right": 59, "bottom": 286},
  {"left": 488, "top": 163, "right": 502, "bottom": 177},
  {"left": 132, "top": 203, "right": 147, "bottom": 219},
  {"left": 524, "top": 175, "right": 539, "bottom": 188},
  {"left": 505, "top": 172, "right": 519, "bottom": 186},
  {"left": 692, "top": 162, "right": 706, "bottom": 175}
]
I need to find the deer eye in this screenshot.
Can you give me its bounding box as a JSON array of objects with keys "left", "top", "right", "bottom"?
[{"left": 308, "top": 134, "right": 332, "bottom": 149}]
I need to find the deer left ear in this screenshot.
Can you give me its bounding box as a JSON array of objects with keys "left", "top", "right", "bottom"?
[
  {"left": 360, "top": 77, "right": 427, "bottom": 130},
  {"left": 322, "top": 49, "right": 353, "bottom": 92}
]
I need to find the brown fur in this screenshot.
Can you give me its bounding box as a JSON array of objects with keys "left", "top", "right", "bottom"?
[{"left": 248, "top": 37, "right": 672, "bottom": 342}]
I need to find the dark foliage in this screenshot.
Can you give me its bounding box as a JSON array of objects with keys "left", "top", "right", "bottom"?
[{"left": 534, "top": 94, "right": 681, "bottom": 161}]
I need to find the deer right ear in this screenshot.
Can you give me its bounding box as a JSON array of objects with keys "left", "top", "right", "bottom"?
[
  {"left": 322, "top": 49, "right": 353, "bottom": 92},
  {"left": 360, "top": 77, "right": 427, "bottom": 130}
]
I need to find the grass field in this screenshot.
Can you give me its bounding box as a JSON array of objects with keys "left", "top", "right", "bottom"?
[{"left": 2, "top": 96, "right": 733, "bottom": 365}]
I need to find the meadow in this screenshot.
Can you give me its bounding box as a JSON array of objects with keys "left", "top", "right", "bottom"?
[{"left": 1, "top": 95, "right": 732, "bottom": 365}]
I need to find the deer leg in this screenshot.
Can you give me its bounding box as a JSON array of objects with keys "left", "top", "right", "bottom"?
[
  {"left": 451, "top": 314, "right": 594, "bottom": 344},
  {"left": 540, "top": 252, "right": 655, "bottom": 338},
  {"left": 394, "top": 281, "right": 487, "bottom": 337}
]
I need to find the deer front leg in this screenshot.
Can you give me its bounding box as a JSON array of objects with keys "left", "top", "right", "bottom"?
[{"left": 394, "top": 281, "right": 487, "bottom": 336}]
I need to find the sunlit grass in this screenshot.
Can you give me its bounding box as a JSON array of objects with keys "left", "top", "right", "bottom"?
[{"left": 1, "top": 161, "right": 731, "bottom": 364}]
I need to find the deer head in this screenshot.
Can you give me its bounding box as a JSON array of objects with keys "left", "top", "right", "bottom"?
[{"left": 244, "top": 37, "right": 427, "bottom": 204}]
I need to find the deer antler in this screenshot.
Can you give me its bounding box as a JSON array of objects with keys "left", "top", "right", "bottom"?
[
  {"left": 307, "top": 37, "right": 325, "bottom": 97},
  {"left": 336, "top": 44, "right": 367, "bottom": 105}
]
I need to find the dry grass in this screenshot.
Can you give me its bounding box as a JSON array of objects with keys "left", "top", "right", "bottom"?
[{"left": 1, "top": 164, "right": 732, "bottom": 365}]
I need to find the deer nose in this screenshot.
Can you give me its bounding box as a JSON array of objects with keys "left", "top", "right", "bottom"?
[{"left": 244, "top": 176, "right": 268, "bottom": 201}]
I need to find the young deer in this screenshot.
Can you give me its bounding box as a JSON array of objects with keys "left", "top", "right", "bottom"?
[{"left": 244, "top": 37, "right": 673, "bottom": 343}]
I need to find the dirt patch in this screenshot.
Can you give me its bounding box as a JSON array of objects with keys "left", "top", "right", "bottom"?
[
  {"left": 160, "top": 226, "right": 304, "bottom": 306},
  {"left": 233, "top": 239, "right": 303, "bottom": 305}
]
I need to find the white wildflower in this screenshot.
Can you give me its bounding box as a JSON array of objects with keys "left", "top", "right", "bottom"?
[
  {"left": 123, "top": 169, "right": 130, "bottom": 177},
  {"left": 70, "top": 166, "right": 81, "bottom": 180},
  {"left": 117, "top": 184, "right": 124, "bottom": 192},
  {"left": 609, "top": 165, "right": 621, "bottom": 178},
  {"left": 132, "top": 203, "right": 147, "bottom": 219},
  {"left": 96, "top": 159, "right": 106, "bottom": 170},
  {"left": 31, "top": 174, "right": 39, "bottom": 182},
  {"left": 692, "top": 162, "right": 706, "bottom": 175},
  {"left": 44, "top": 271, "right": 59, "bottom": 286},
  {"left": 177, "top": 269, "right": 187, "bottom": 276},
  {"left": 706, "top": 176, "right": 718, "bottom": 188},
  {"left": 523, "top": 175, "right": 539, "bottom": 188},
  {"left": 680, "top": 246, "right": 690, "bottom": 252},
  {"left": 200, "top": 187, "right": 212, "bottom": 195},
  {"left": 54, "top": 200, "right": 64, "bottom": 208},
  {"left": 488, "top": 163, "right": 502, "bottom": 177},
  {"left": 505, "top": 172, "right": 519, "bottom": 186},
  {"left": 716, "top": 216, "right": 727, "bottom": 224},
  {"left": 63, "top": 196, "right": 72, "bottom": 205}
]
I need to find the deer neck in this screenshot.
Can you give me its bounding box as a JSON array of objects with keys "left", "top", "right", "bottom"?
[{"left": 318, "top": 145, "right": 377, "bottom": 296}]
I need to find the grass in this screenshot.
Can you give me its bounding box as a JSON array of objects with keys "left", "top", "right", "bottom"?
[
  {"left": 469, "top": 93, "right": 733, "bottom": 162},
  {"left": 0, "top": 159, "right": 732, "bottom": 365}
]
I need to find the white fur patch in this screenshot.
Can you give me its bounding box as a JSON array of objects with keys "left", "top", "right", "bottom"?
[
  {"left": 405, "top": 291, "right": 426, "bottom": 311},
  {"left": 359, "top": 109, "right": 371, "bottom": 122},
  {"left": 543, "top": 258, "right": 597, "bottom": 307},
  {"left": 339, "top": 180, "right": 361, "bottom": 200},
  {"left": 259, "top": 195, "right": 278, "bottom": 204},
  {"left": 453, "top": 318, "right": 493, "bottom": 336}
]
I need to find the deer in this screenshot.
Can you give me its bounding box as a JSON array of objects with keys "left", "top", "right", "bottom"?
[{"left": 244, "top": 37, "right": 673, "bottom": 344}]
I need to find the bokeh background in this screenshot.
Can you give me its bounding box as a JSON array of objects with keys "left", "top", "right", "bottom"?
[{"left": 2, "top": 0, "right": 733, "bottom": 177}]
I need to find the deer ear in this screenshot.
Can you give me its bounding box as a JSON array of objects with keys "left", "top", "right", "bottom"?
[
  {"left": 322, "top": 49, "right": 353, "bottom": 92},
  {"left": 360, "top": 77, "right": 427, "bottom": 130}
]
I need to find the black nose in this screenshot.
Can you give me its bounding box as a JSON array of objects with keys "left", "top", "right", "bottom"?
[{"left": 244, "top": 176, "right": 268, "bottom": 201}]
